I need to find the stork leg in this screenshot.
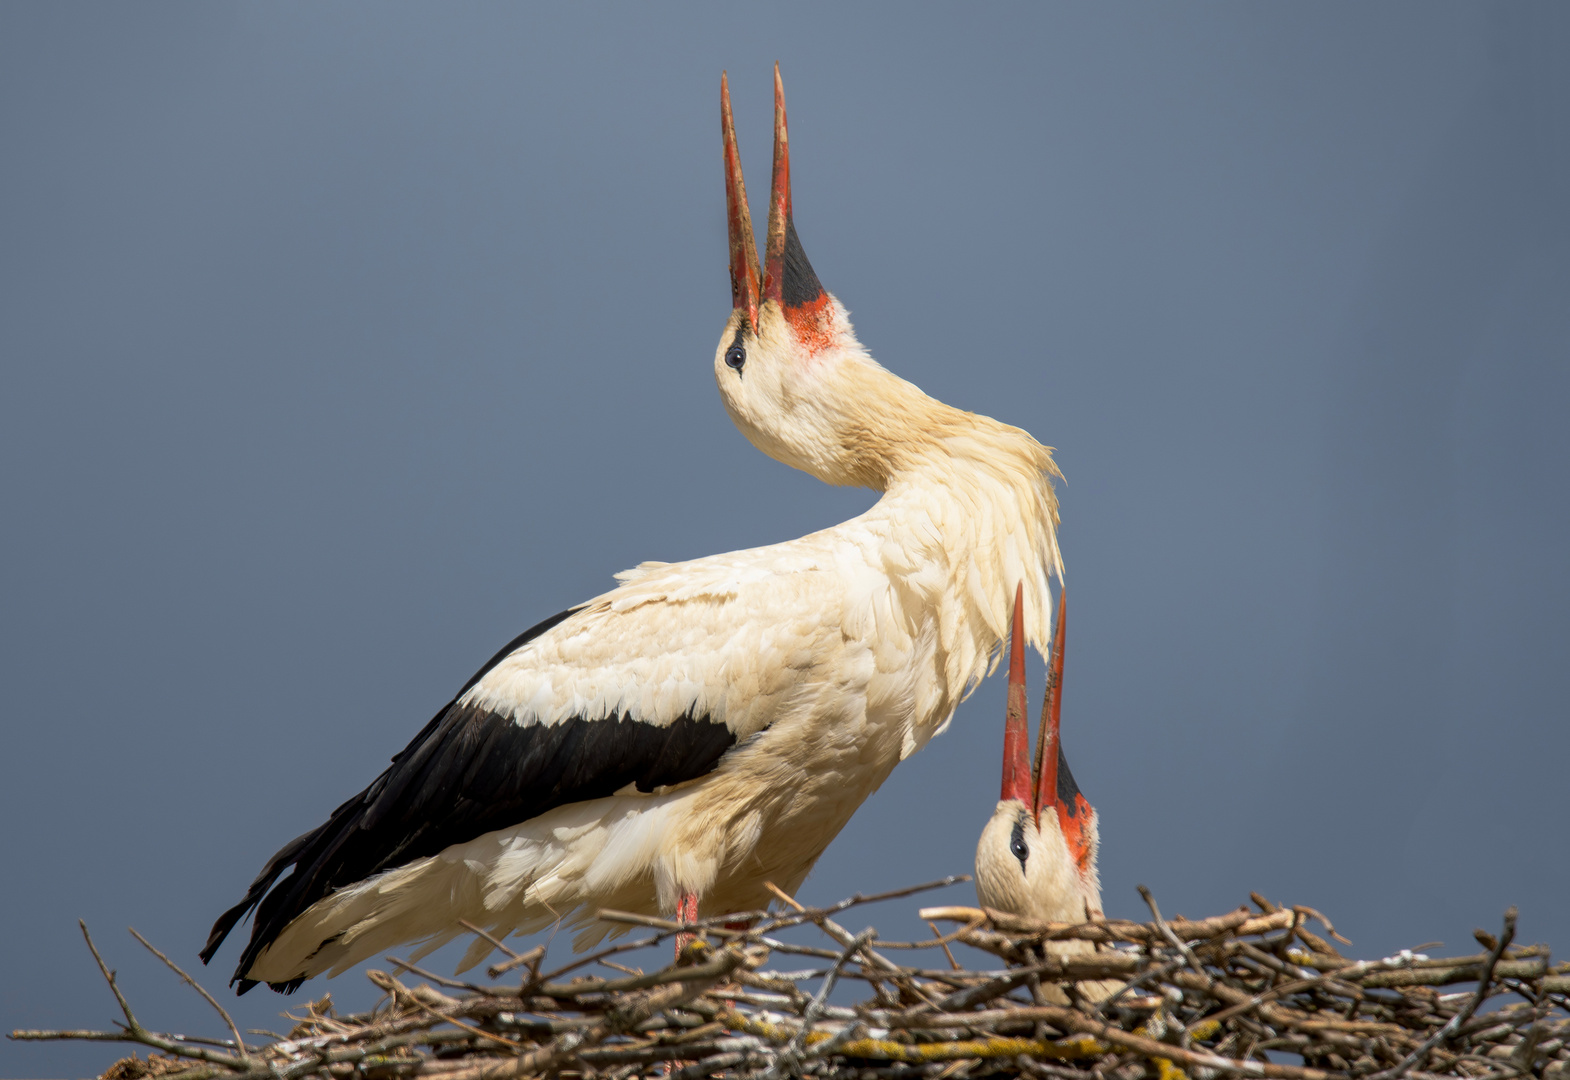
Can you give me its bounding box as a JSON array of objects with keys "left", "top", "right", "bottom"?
[{"left": 674, "top": 891, "right": 700, "bottom": 959}]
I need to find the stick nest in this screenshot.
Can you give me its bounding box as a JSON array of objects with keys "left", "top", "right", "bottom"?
[{"left": 13, "top": 879, "right": 1569, "bottom": 1080}]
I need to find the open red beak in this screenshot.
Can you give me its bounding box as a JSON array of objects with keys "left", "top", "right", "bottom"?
[
  {"left": 999, "top": 585, "right": 1098, "bottom": 875},
  {"left": 720, "top": 65, "right": 827, "bottom": 335}
]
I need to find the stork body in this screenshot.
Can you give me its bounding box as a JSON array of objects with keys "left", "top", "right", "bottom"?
[{"left": 203, "top": 68, "right": 1064, "bottom": 993}]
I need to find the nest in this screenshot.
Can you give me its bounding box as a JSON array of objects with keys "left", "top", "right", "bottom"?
[{"left": 13, "top": 877, "right": 1569, "bottom": 1080}]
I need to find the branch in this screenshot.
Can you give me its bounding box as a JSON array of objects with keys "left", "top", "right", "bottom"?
[
  {"left": 1139, "top": 884, "right": 1205, "bottom": 976},
  {"left": 1371, "top": 907, "right": 1518, "bottom": 1080},
  {"left": 128, "top": 928, "right": 251, "bottom": 1063}
]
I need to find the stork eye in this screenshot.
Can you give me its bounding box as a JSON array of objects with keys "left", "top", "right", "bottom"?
[
  {"left": 725, "top": 345, "right": 746, "bottom": 373},
  {"left": 1009, "top": 818, "right": 1029, "bottom": 870}
]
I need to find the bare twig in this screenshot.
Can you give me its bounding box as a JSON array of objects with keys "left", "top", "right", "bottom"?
[
  {"left": 488, "top": 945, "right": 545, "bottom": 981},
  {"left": 16, "top": 895, "right": 1558, "bottom": 1080},
  {"left": 764, "top": 928, "right": 875, "bottom": 1080},
  {"left": 1138, "top": 884, "right": 1204, "bottom": 977},
  {"left": 1371, "top": 907, "right": 1518, "bottom": 1080},
  {"left": 536, "top": 931, "right": 665, "bottom": 985},
  {"left": 55, "top": 922, "right": 249, "bottom": 1072},
  {"left": 457, "top": 919, "right": 521, "bottom": 960},
  {"left": 80, "top": 921, "right": 141, "bottom": 1037},
  {"left": 370, "top": 968, "right": 525, "bottom": 1050},
  {"left": 127, "top": 927, "right": 251, "bottom": 1062},
  {"left": 929, "top": 920, "right": 965, "bottom": 971}
]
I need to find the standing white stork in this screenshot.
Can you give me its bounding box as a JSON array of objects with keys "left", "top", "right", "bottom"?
[
  {"left": 201, "top": 65, "right": 1066, "bottom": 994},
  {"left": 975, "top": 585, "right": 1103, "bottom": 927}
]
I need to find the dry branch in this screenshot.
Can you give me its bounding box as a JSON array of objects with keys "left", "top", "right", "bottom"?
[{"left": 11, "top": 887, "right": 1566, "bottom": 1080}]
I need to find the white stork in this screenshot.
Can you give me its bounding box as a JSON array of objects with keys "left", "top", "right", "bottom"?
[
  {"left": 974, "top": 585, "right": 1105, "bottom": 931},
  {"left": 201, "top": 65, "right": 1065, "bottom": 994},
  {"left": 974, "top": 587, "right": 1115, "bottom": 1004}
]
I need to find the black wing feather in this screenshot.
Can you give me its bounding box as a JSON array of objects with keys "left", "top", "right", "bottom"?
[{"left": 202, "top": 606, "right": 739, "bottom": 992}]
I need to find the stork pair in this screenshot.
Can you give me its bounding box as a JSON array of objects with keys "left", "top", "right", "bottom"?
[{"left": 202, "top": 66, "right": 1094, "bottom": 993}]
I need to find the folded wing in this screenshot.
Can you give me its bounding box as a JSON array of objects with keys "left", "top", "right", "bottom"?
[{"left": 203, "top": 549, "right": 846, "bottom": 991}]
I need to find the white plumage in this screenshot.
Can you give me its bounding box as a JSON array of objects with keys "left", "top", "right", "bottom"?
[{"left": 203, "top": 65, "right": 1065, "bottom": 993}]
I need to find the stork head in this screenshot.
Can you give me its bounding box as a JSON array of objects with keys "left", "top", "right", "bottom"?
[
  {"left": 974, "top": 585, "right": 1103, "bottom": 924},
  {"left": 715, "top": 66, "right": 912, "bottom": 490}
]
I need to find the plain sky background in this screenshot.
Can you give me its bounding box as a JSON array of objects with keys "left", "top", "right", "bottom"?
[{"left": 3, "top": 4, "right": 1567, "bottom": 1075}]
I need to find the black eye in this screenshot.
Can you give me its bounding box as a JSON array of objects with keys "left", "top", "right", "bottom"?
[
  {"left": 725, "top": 345, "right": 746, "bottom": 373},
  {"left": 1009, "top": 818, "right": 1029, "bottom": 869}
]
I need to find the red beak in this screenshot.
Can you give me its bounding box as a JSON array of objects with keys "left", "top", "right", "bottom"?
[
  {"left": 762, "top": 63, "right": 791, "bottom": 307},
  {"left": 1000, "top": 583, "right": 1033, "bottom": 804},
  {"left": 721, "top": 65, "right": 826, "bottom": 334},
  {"left": 1034, "top": 592, "right": 1097, "bottom": 876},
  {"left": 1033, "top": 593, "right": 1066, "bottom": 824},
  {"left": 1001, "top": 586, "right": 1096, "bottom": 872},
  {"left": 721, "top": 71, "right": 761, "bottom": 331}
]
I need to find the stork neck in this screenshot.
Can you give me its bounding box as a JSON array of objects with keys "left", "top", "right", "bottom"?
[
  {"left": 829, "top": 369, "right": 1034, "bottom": 490},
  {"left": 868, "top": 407, "right": 1064, "bottom": 681}
]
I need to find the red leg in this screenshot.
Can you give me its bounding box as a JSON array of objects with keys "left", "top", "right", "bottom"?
[{"left": 675, "top": 891, "right": 700, "bottom": 959}]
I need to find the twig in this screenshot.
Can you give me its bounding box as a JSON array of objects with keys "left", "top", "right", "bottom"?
[
  {"left": 801, "top": 1020, "right": 868, "bottom": 1062},
  {"left": 1030, "top": 1005, "right": 1340, "bottom": 1080},
  {"left": 489, "top": 945, "right": 545, "bottom": 981},
  {"left": 16, "top": 893, "right": 1557, "bottom": 1080},
  {"left": 127, "top": 928, "right": 251, "bottom": 1063},
  {"left": 765, "top": 881, "right": 808, "bottom": 914},
  {"left": 1090, "top": 959, "right": 1187, "bottom": 1019},
  {"left": 765, "top": 928, "right": 876, "bottom": 1080},
  {"left": 457, "top": 919, "right": 522, "bottom": 960},
  {"left": 920, "top": 905, "right": 1295, "bottom": 944},
  {"left": 385, "top": 955, "right": 492, "bottom": 996},
  {"left": 1293, "top": 905, "right": 1352, "bottom": 947},
  {"left": 1371, "top": 908, "right": 1518, "bottom": 1080},
  {"left": 537, "top": 931, "right": 665, "bottom": 985},
  {"left": 763, "top": 882, "right": 901, "bottom": 973},
  {"left": 370, "top": 968, "right": 525, "bottom": 1050},
  {"left": 440, "top": 946, "right": 750, "bottom": 1080},
  {"left": 64, "top": 922, "right": 248, "bottom": 1071},
  {"left": 81, "top": 921, "right": 142, "bottom": 1038},
  {"left": 874, "top": 916, "right": 989, "bottom": 950},
  {"left": 1138, "top": 885, "right": 1204, "bottom": 977},
  {"left": 929, "top": 921, "right": 964, "bottom": 971}
]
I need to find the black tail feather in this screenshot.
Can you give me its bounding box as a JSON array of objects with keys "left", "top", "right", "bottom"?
[{"left": 200, "top": 826, "right": 316, "bottom": 966}]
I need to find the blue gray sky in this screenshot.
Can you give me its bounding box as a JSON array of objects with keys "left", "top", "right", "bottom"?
[{"left": 3, "top": 5, "right": 1567, "bottom": 1075}]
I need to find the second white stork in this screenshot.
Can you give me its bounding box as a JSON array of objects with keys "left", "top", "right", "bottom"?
[
  {"left": 201, "top": 65, "right": 1066, "bottom": 994},
  {"left": 975, "top": 586, "right": 1103, "bottom": 926},
  {"left": 974, "top": 587, "right": 1115, "bottom": 1006}
]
